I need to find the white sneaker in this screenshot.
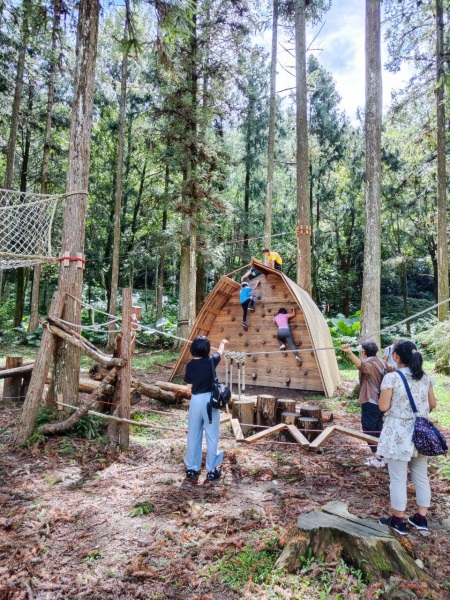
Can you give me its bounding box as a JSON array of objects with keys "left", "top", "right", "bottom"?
[
  {"left": 364, "top": 456, "right": 386, "bottom": 468},
  {"left": 279, "top": 344, "right": 286, "bottom": 350}
]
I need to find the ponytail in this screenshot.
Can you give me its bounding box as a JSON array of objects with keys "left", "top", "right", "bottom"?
[{"left": 394, "top": 340, "right": 424, "bottom": 380}]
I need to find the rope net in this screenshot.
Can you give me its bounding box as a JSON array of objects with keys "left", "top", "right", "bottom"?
[{"left": 0, "top": 188, "right": 61, "bottom": 269}]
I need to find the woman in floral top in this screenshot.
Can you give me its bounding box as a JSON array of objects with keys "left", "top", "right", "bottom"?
[{"left": 377, "top": 340, "right": 437, "bottom": 535}]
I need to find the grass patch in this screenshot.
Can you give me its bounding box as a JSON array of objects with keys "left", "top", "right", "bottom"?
[{"left": 129, "top": 501, "right": 155, "bottom": 517}]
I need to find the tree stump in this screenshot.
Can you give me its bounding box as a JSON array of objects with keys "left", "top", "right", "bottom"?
[
  {"left": 256, "top": 394, "right": 278, "bottom": 427},
  {"left": 297, "top": 416, "right": 319, "bottom": 441},
  {"left": 299, "top": 405, "right": 323, "bottom": 430},
  {"left": 280, "top": 411, "right": 298, "bottom": 442},
  {"left": 322, "top": 410, "right": 333, "bottom": 424},
  {"left": 232, "top": 399, "right": 255, "bottom": 435},
  {"left": 276, "top": 501, "right": 425, "bottom": 582},
  {"left": 3, "top": 356, "right": 23, "bottom": 402},
  {"left": 277, "top": 399, "right": 296, "bottom": 424}
]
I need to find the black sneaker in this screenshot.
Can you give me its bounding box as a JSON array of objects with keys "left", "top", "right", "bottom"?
[
  {"left": 185, "top": 469, "right": 200, "bottom": 483},
  {"left": 242, "top": 322, "right": 248, "bottom": 331},
  {"left": 379, "top": 516, "right": 408, "bottom": 536},
  {"left": 408, "top": 514, "right": 428, "bottom": 531},
  {"left": 206, "top": 468, "right": 221, "bottom": 481}
]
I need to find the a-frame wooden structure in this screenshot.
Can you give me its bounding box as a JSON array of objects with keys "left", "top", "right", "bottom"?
[{"left": 170, "top": 259, "right": 340, "bottom": 396}]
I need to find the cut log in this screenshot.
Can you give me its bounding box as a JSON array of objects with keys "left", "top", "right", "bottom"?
[
  {"left": 297, "top": 416, "right": 320, "bottom": 442},
  {"left": 277, "top": 399, "right": 296, "bottom": 423},
  {"left": 281, "top": 411, "right": 298, "bottom": 442},
  {"left": 256, "top": 394, "right": 278, "bottom": 427},
  {"left": 232, "top": 399, "right": 255, "bottom": 435},
  {"left": 322, "top": 410, "right": 333, "bottom": 423},
  {"left": 0, "top": 363, "right": 34, "bottom": 379},
  {"left": 299, "top": 405, "right": 323, "bottom": 430},
  {"left": 276, "top": 501, "right": 426, "bottom": 582},
  {"left": 2, "top": 356, "right": 23, "bottom": 402},
  {"left": 154, "top": 380, "right": 191, "bottom": 399},
  {"left": 131, "top": 379, "right": 178, "bottom": 405}
]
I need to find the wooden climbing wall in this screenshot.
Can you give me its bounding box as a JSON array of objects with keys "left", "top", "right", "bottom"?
[{"left": 171, "top": 259, "right": 340, "bottom": 394}]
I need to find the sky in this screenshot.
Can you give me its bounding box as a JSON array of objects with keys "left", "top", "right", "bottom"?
[{"left": 266, "top": 0, "right": 413, "bottom": 122}]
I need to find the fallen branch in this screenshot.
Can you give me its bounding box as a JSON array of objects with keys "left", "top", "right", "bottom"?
[
  {"left": 41, "top": 367, "right": 120, "bottom": 435},
  {"left": 0, "top": 363, "right": 34, "bottom": 379},
  {"left": 48, "top": 324, "right": 125, "bottom": 367}
]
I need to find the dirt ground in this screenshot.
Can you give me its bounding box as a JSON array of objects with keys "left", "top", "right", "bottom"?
[{"left": 1, "top": 372, "right": 450, "bottom": 600}]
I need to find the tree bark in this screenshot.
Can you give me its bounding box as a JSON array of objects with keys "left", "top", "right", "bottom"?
[
  {"left": 264, "top": 0, "right": 278, "bottom": 248},
  {"left": 108, "top": 10, "right": 129, "bottom": 349},
  {"left": 3, "top": 0, "right": 29, "bottom": 189},
  {"left": 360, "top": 0, "right": 382, "bottom": 347},
  {"left": 295, "top": 0, "right": 311, "bottom": 292},
  {"left": 436, "top": 0, "right": 449, "bottom": 321},
  {"left": 256, "top": 394, "right": 278, "bottom": 427},
  {"left": 52, "top": 0, "right": 99, "bottom": 409},
  {"left": 2, "top": 356, "right": 23, "bottom": 402},
  {"left": 15, "top": 291, "right": 65, "bottom": 446},
  {"left": 232, "top": 399, "right": 255, "bottom": 435}
]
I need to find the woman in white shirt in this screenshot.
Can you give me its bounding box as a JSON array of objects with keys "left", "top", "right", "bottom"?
[{"left": 377, "top": 340, "right": 437, "bottom": 535}]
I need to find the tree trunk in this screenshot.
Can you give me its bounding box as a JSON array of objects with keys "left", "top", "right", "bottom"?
[
  {"left": 108, "top": 11, "right": 129, "bottom": 349},
  {"left": 436, "top": 0, "right": 449, "bottom": 321},
  {"left": 156, "top": 169, "right": 168, "bottom": 326},
  {"left": 13, "top": 86, "right": 33, "bottom": 328},
  {"left": 52, "top": 0, "right": 99, "bottom": 409},
  {"left": 3, "top": 1, "right": 29, "bottom": 189},
  {"left": 264, "top": 0, "right": 278, "bottom": 248},
  {"left": 256, "top": 394, "right": 278, "bottom": 427},
  {"left": 360, "top": 0, "right": 382, "bottom": 347},
  {"left": 277, "top": 501, "right": 427, "bottom": 582},
  {"left": 295, "top": 0, "right": 311, "bottom": 292}
]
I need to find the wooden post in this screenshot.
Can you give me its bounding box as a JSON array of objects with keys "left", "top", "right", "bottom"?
[
  {"left": 277, "top": 399, "right": 296, "bottom": 424},
  {"left": 232, "top": 399, "right": 255, "bottom": 435},
  {"left": 256, "top": 394, "right": 278, "bottom": 427},
  {"left": 281, "top": 411, "right": 298, "bottom": 442},
  {"left": 3, "top": 356, "right": 23, "bottom": 402},
  {"left": 15, "top": 292, "right": 65, "bottom": 446},
  {"left": 297, "top": 416, "right": 319, "bottom": 442},
  {"left": 114, "top": 288, "right": 132, "bottom": 448},
  {"left": 299, "top": 405, "right": 323, "bottom": 430}
]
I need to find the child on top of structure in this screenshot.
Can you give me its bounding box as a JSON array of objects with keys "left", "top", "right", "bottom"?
[
  {"left": 240, "top": 280, "right": 260, "bottom": 331},
  {"left": 273, "top": 307, "right": 302, "bottom": 364},
  {"left": 262, "top": 248, "right": 282, "bottom": 271}
]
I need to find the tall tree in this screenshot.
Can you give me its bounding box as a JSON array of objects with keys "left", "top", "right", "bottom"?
[
  {"left": 264, "top": 0, "right": 278, "bottom": 248},
  {"left": 108, "top": 1, "right": 133, "bottom": 349},
  {"left": 52, "top": 0, "right": 99, "bottom": 408},
  {"left": 30, "top": 0, "right": 62, "bottom": 332},
  {"left": 295, "top": 0, "right": 310, "bottom": 291},
  {"left": 360, "top": 0, "right": 382, "bottom": 345},
  {"left": 435, "top": 0, "right": 448, "bottom": 321}
]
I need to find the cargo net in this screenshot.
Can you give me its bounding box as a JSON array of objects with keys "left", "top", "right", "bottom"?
[{"left": 0, "top": 188, "right": 61, "bottom": 269}]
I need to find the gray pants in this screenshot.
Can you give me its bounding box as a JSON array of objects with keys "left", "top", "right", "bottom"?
[
  {"left": 277, "top": 328, "right": 299, "bottom": 358},
  {"left": 386, "top": 455, "right": 431, "bottom": 512}
]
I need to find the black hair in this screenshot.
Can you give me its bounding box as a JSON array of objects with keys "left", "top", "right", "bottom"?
[
  {"left": 361, "top": 341, "right": 378, "bottom": 357},
  {"left": 241, "top": 282, "right": 248, "bottom": 287},
  {"left": 277, "top": 307, "right": 288, "bottom": 314},
  {"left": 262, "top": 248, "right": 269, "bottom": 253},
  {"left": 393, "top": 340, "right": 424, "bottom": 380},
  {"left": 190, "top": 335, "right": 210, "bottom": 358}
]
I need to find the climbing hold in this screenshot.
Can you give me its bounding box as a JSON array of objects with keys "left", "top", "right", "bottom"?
[
  {"left": 267, "top": 308, "right": 272, "bottom": 313},
  {"left": 252, "top": 357, "right": 258, "bottom": 362},
  {"left": 260, "top": 313, "right": 265, "bottom": 317},
  {"left": 244, "top": 342, "right": 249, "bottom": 347},
  {"left": 266, "top": 367, "right": 271, "bottom": 373},
  {"left": 285, "top": 377, "right": 291, "bottom": 386},
  {"left": 231, "top": 316, "right": 235, "bottom": 322},
  {"left": 219, "top": 327, "right": 224, "bottom": 332},
  {"left": 239, "top": 332, "right": 243, "bottom": 337},
  {"left": 252, "top": 372, "right": 257, "bottom": 380}
]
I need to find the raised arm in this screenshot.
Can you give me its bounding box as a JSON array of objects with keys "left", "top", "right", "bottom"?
[
  {"left": 340, "top": 344, "right": 362, "bottom": 369},
  {"left": 217, "top": 338, "right": 229, "bottom": 356}
]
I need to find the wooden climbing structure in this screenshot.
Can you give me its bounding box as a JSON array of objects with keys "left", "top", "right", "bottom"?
[{"left": 171, "top": 258, "right": 340, "bottom": 395}]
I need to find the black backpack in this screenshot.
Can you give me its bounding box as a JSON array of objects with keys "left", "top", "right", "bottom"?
[{"left": 207, "top": 357, "right": 231, "bottom": 423}]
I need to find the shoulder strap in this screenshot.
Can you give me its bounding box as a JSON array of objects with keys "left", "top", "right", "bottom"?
[
  {"left": 210, "top": 356, "right": 218, "bottom": 382},
  {"left": 396, "top": 370, "right": 418, "bottom": 414}
]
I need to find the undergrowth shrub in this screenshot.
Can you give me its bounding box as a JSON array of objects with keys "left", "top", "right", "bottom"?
[{"left": 417, "top": 321, "right": 450, "bottom": 373}]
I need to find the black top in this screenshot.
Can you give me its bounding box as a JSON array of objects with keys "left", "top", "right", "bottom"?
[{"left": 184, "top": 353, "right": 221, "bottom": 394}]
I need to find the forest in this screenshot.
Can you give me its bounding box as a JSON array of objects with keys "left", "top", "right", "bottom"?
[{"left": 1, "top": 0, "right": 450, "bottom": 599}]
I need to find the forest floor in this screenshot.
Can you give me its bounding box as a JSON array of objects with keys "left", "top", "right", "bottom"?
[{"left": 0, "top": 352, "right": 450, "bottom": 599}]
